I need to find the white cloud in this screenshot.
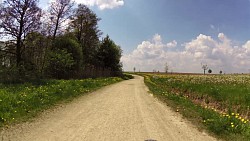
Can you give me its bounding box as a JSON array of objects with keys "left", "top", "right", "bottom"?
[
  {"left": 167, "top": 40, "right": 177, "bottom": 48},
  {"left": 74, "top": 0, "right": 124, "bottom": 10},
  {"left": 243, "top": 41, "right": 250, "bottom": 55},
  {"left": 121, "top": 33, "right": 250, "bottom": 73},
  {"left": 152, "top": 34, "right": 162, "bottom": 43}
]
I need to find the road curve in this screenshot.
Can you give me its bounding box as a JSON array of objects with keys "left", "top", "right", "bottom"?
[{"left": 1, "top": 75, "right": 216, "bottom": 141}]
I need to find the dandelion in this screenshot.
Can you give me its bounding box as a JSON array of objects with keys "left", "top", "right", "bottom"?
[
  {"left": 231, "top": 124, "right": 235, "bottom": 128},
  {"left": 231, "top": 122, "right": 234, "bottom": 125},
  {"left": 231, "top": 113, "right": 235, "bottom": 116}
]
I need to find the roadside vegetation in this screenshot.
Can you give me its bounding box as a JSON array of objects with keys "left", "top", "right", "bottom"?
[
  {"left": 0, "top": 0, "right": 123, "bottom": 81},
  {"left": 0, "top": 77, "right": 124, "bottom": 127},
  {"left": 0, "top": 0, "right": 133, "bottom": 130},
  {"left": 141, "top": 73, "right": 250, "bottom": 141}
]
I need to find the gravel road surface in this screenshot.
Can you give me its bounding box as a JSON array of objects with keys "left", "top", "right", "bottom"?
[{"left": 1, "top": 75, "right": 216, "bottom": 141}]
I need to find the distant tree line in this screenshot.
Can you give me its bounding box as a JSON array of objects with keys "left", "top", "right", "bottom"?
[{"left": 0, "top": 0, "right": 122, "bottom": 81}]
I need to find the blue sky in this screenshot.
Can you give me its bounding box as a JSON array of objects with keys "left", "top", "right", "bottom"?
[
  {"left": 91, "top": 0, "right": 250, "bottom": 52},
  {"left": 41, "top": 0, "right": 250, "bottom": 73}
]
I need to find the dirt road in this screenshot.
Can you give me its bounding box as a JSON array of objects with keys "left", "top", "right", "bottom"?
[{"left": 1, "top": 76, "right": 216, "bottom": 141}]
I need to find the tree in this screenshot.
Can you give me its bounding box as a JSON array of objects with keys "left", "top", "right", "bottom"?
[
  {"left": 208, "top": 69, "right": 212, "bottom": 74},
  {"left": 46, "top": 35, "right": 81, "bottom": 79},
  {"left": 23, "top": 32, "right": 49, "bottom": 76},
  {"left": 97, "top": 35, "right": 122, "bottom": 76},
  {"left": 0, "top": 0, "right": 42, "bottom": 67},
  {"left": 219, "top": 70, "right": 223, "bottom": 74},
  {"left": 165, "top": 62, "right": 169, "bottom": 73},
  {"left": 46, "top": 49, "right": 74, "bottom": 79},
  {"left": 69, "top": 4, "right": 101, "bottom": 66},
  {"left": 202, "top": 64, "right": 208, "bottom": 75},
  {"left": 133, "top": 67, "right": 136, "bottom": 73},
  {"left": 52, "top": 35, "right": 82, "bottom": 72},
  {"left": 48, "top": 0, "right": 74, "bottom": 39},
  {"left": 0, "top": 41, "right": 16, "bottom": 68}
]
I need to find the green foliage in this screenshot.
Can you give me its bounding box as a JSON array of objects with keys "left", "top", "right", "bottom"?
[
  {"left": 121, "top": 74, "right": 134, "bottom": 80},
  {"left": 150, "top": 75, "right": 250, "bottom": 112},
  {"left": 0, "top": 77, "right": 122, "bottom": 127},
  {"left": 0, "top": 66, "right": 21, "bottom": 83},
  {"left": 45, "top": 36, "right": 83, "bottom": 79},
  {"left": 23, "top": 32, "right": 50, "bottom": 77},
  {"left": 69, "top": 4, "right": 101, "bottom": 66},
  {"left": 97, "top": 35, "right": 123, "bottom": 76},
  {"left": 46, "top": 49, "right": 75, "bottom": 79},
  {"left": 0, "top": 2, "right": 122, "bottom": 80},
  {"left": 53, "top": 36, "right": 82, "bottom": 70},
  {"left": 142, "top": 74, "right": 250, "bottom": 141}
]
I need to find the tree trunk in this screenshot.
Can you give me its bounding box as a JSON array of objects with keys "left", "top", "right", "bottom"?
[
  {"left": 16, "top": 14, "right": 24, "bottom": 67},
  {"left": 53, "top": 16, "right": 60, "bottom": 39}
]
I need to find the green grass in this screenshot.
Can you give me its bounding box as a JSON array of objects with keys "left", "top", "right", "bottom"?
[
  {"left": 141, "top": 73, "right": 250, "bottom": 141},
  {"left": 0, "top": 77, "right": 123, "bottom": 127},
  {"left": 148, "top": 74, "right": 250, "bottom": 115}
]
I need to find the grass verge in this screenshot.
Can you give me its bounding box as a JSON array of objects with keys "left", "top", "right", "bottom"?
[
  {"left": 0, "top": 77, "right": 125, "bottom": 127},
  {"left": 141, "top": 73, "right": 250, "bottom": 141}
]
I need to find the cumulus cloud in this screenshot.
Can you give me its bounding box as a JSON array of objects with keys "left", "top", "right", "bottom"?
[
  {"left": 167, "top": 40, "right": 177, "bottom": 48},
  {"left": 74, "top": 0, "right": 124, "bottom": 10},
  {"left": 121, "top": 33, "right": 250, "bottom": 73},
  {"left": 243, "top": 41, "right": 250, "bottom": 55}
]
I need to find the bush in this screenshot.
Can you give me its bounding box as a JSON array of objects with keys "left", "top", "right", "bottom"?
[
  {"left": 46, "top": 49, "right": 75, "bottom": 79},
  {"left": 121, "top": 74, "right": 134, "bottom": 80},
  {"left": 46, "top": 36, "right": 82, "bottom": 79}
]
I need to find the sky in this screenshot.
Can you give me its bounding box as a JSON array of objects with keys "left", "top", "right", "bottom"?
[{"left": 40, "top": 0, "right": 250, "bottom": 73}]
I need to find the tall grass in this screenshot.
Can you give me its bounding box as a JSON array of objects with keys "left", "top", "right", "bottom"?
[
  {"left": 0, "top": 77, "right": 122, "bottom": 127},
  {"left": 149, "top": 74, "right": 250, "bottom": 116},
  {"left": 142, "top": 73, "right": 250, "bottom": 141}
]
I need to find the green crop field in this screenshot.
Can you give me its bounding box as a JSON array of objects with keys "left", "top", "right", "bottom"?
[
  {"left": 0, "top": 77, "right": 123, "bottom": 127},
  {"left": 141, "top": 73, "right": 250, "bottom": 141}
]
